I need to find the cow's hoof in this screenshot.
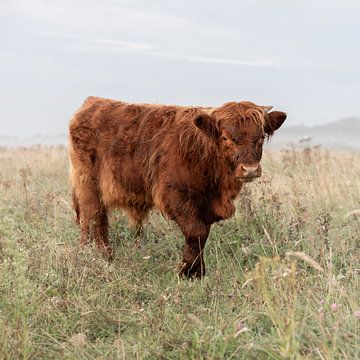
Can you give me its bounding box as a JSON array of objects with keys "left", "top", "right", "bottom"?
[
  {"left": 179, "top": 262, "right": 205, "bottom": 279},
  {"left": 98, "top": 244, "right": 114, "bottom": 261}
]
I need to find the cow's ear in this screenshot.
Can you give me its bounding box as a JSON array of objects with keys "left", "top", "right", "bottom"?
[
  {"left": 194, "top": 113, "right": 220, "bottom": 141},
  {"left": 264, "top": 111, "right": 287, "bottom": 136}
]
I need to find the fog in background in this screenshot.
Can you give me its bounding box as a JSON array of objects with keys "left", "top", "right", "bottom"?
[{"left": 1, "top": 0, "right": 360, "bottom": 137}]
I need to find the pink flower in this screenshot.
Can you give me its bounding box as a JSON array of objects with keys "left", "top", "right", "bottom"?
[
  {"left": 234, "top": 320, "right": 249, "bottom": 337},
  {"left": 331, "top": 303, "right": 339, "bottom": 312},
  {"left": 236, "top": 320, "right": 246, "bottom": 331},
  {"left": 353, "top": 310, "right": 360, "bottom": 318}
]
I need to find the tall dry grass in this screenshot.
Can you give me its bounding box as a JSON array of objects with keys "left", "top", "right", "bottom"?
[{"left": 0, "top": 144, "right": 359, "bottom": 359}]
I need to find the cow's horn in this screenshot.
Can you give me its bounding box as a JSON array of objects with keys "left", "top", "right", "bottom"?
[{"left": 263, "top": 106, "right": 273, "bottom": 113}]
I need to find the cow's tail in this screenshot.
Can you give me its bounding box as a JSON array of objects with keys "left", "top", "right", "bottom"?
[
  {"left": 72, "top": 190, "right": 80, "bottom": 224},
  {"left": 68, "top": 140, "right": 81, "bottom": 225}
]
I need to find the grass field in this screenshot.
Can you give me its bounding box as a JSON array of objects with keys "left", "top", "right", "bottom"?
[{"left": 0, "top": 145, "right": 359, "bottom": 359}]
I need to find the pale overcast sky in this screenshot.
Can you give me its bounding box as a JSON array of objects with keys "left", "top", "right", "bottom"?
[{"left": 0, "top": 0, "right": 359, "bottom": 136}]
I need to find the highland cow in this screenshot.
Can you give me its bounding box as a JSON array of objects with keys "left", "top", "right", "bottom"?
[{"left": 69, "top": 97, "right": 286, "bottom": 278}]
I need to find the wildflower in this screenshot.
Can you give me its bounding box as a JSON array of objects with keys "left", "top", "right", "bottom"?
[
  {"left": 331, "top": 303, "right": 339, "bottom": 312},
  {"left": 234, "top": 320, "right": 249, "bottom": 337},
  {"left": 236, "top": 320, "right": 246, "bottom": 331},
  {"left": 353, "top": 310, "right": 360, "bottom": 318},
  {"left": 69, "top": 333, "right": 87, "bottom": 348}
]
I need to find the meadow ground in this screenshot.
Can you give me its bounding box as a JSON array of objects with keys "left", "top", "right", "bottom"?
[{"left": 0, "top": 145, "right": 359, "bottom": 359}]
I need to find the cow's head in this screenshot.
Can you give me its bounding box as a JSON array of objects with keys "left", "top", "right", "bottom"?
[{"left": 211, "top": 101, "right": 286, "bottom": 182}]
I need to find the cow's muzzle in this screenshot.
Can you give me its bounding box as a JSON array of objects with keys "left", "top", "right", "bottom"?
[{"left": 236, "top": 163, "right": 262, "bottom": 182}]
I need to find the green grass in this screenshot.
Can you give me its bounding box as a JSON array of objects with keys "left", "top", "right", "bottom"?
[{"left": 0, "top": 145, "right": 359, "bottom": 359}]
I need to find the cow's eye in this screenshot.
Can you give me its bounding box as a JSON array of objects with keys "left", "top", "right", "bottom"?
[{"left": 221, "top": 136, "right": 228, "bottom": 141}]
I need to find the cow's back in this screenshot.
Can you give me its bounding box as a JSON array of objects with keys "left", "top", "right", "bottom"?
[{"left": 69, "top": 97, "right": 181, "bottom": 211}]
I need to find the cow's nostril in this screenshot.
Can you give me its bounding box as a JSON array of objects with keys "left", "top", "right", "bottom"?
[
  {"left": 242, "top": 165, "right": 258, "bottom": 171},
  {"left": 242, "top": 165, "right": 259, "bottom": 177}
]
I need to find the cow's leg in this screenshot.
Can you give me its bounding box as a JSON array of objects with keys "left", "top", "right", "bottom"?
[
  {"left": 179, "top": 225, "right": 210, "bottom": 279},
  {"left": 161, "top": 192, "right": 210, "bottom": 278},
  {"left": 76, "top": 176, "right": 112, "bottom": 258}
]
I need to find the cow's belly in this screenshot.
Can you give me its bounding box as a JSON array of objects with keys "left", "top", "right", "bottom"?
[{"left": 99, "top": 158, "right": 151, "bottom": 210}]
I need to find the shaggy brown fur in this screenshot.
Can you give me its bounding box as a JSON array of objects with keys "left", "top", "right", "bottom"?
[{"left": 69, "top": 96, "right": 286, "bottom": 278}]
